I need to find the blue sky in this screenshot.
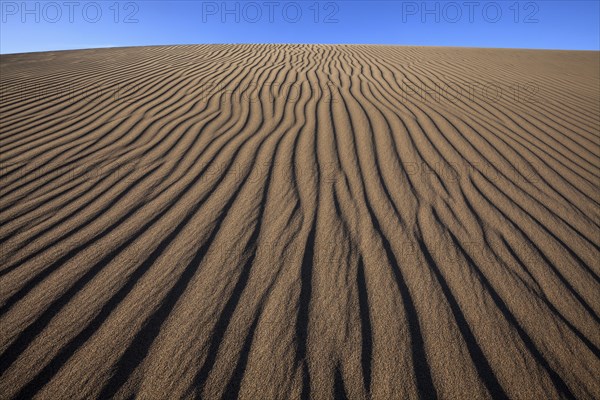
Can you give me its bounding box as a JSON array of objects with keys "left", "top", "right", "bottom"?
[{"left": 1, "top": 1, "right": 599, "bottom": 54}]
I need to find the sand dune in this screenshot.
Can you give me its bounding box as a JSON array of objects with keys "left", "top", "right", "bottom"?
[{"left": 0, "top": 44, "right": 599, "bottom": 399}]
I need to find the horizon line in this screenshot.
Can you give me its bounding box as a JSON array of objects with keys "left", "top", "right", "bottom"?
[{"left": 3, "top": 43, "right": 599, "bottom": 56}]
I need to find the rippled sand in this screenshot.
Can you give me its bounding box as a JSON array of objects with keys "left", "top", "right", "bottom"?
[{"left": 1, "top": 45, "right": 599, "bottom": 399}]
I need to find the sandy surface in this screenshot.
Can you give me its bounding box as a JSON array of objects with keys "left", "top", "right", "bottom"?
[{"left": 0, "top": 44, "right": 599, "bottom": 399}]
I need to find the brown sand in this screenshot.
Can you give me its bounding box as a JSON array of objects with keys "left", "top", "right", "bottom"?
[{"left": 0, "top": 45, "right": 599, "bottom": 399}]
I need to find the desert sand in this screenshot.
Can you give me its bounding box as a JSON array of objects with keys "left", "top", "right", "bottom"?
[{"left": 0, "top": 44, "right": 599, "bottom": 399}]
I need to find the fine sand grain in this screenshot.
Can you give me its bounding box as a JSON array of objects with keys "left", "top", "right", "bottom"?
[{"left": 0, "top": 44, "right": 599, "bottom": 399}]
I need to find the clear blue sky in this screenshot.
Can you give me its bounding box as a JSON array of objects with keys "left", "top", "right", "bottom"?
[{"left": 1, "top": 1, "right": 599, "bottom": 54}]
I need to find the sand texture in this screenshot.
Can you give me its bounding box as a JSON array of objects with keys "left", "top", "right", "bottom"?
[{"left": 1, "top": 45, "right": 599, "bottom": 399}]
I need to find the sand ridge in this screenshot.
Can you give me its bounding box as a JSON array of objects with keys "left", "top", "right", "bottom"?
[{"left": 0, "top": 44, "right": 599, "bottom": 399}]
